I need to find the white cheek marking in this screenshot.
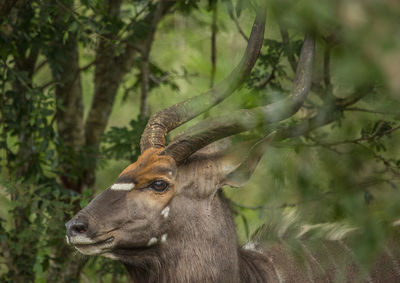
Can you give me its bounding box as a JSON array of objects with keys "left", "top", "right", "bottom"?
[
  {"left": 161, "top": 206, "right": 170, "bottom": 218},
  {"left": 147, "top": 237, "right": 158, "bottom": 247},
  {"left": 243, "top": 242, "right": 262, "bottom": 253},
  {"left": 243, "top": 242, "right": 256, "bottom": 251},
  {"left": 66, "top": 235, "right": 70, "bottom": 245},
  {"left": 161, "top": 234, "right": 168, "bottom": 243},
  {"left": 110, "top": 183, "right": 135, "bottom": 191}
]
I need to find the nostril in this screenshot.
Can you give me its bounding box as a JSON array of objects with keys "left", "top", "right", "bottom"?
[
  {"left": 66, "top": 220, "right": 88, "bottom": 237},
  {"left": 72, "top": 223, "right": 87, "bottom": 234}
]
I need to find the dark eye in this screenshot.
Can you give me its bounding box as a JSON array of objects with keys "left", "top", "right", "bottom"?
[{"left": 149, "top": 180, "right": 169, "bottom": 192}]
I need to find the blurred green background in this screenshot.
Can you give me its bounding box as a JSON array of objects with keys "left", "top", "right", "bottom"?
[{"left": 1, "top": 0, "right": 400, "bottom": 282}]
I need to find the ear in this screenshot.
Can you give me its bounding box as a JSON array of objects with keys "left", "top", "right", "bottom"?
[{"left": 219, "top": 132, "right": 275, "bottom": 188}]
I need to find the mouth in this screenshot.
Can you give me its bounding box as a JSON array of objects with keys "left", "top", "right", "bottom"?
[{"left": 67, "top": 236, "right": 115, "bottom": 255}]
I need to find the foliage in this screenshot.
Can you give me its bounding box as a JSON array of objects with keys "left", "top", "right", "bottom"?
[
  {"left": 102, "top": 118, "right": 147, "bottom": 162},
  {"left": 1, "top": 0, "right": 400, "bottom": 282}
]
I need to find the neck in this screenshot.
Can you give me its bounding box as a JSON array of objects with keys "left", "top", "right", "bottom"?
[{"left": 125, "top": 193, "right": 245, "bottom": 282}]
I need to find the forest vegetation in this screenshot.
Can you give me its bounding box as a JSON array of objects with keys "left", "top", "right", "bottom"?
[{"left": 1, "top": 0, "right": 400, "bottom": 282}]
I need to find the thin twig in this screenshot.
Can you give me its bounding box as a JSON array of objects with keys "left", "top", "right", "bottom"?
[
  {"left": 39, "top": 80, "right": 56, "bottom": 91},
  {"left": 344, "top": 107, "right": 398, "bottom": 116},
  {"left": 255, "top": 66, "right": 276, "bottom": 89},
  {"left": 323, "top": 45, "right": 331, "bottom": 88},
  {"left": 34, "top": 60, "right": 47, "bottom": 73},
  {"left": 230, "top": 199, "right": 297, "bottom": 211},
  {"left": 306, "top": 136, "right": 344, "bottom": 155},
  {"left": 149, "top": 72, "right": 169, "bottom": 85},
  {"left": 79, "top": 60, "right": 96, "bottom": 72},
  {"left": 140, "top": 58, "right": 150, "bottom": 119},
  {"left": 232, "top": 15, "right": 248, "bottom": 42},
  {"left": 360, "top": 144, "right": 400, "bottom": 179},
  {"left": 313, "top": 125, "right": 400, "bottom": 147},
  {"left": 40, "top": 59, "right": 96, "bottom": 91},
  {"left": 227, "top": 0, "right": 249, "bottom": 41},
  {"left": 210, "top": 0, "right": 218, "bottom": 88},
  {"left": 279, "top": 27, "right": 297, "bottom": 73}
]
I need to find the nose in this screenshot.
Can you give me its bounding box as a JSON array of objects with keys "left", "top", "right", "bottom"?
[{"left": 65, "top": 219, "right": 88, "bottom": 237}]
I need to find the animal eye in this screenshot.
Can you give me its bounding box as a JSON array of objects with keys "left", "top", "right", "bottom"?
[{"left": 149, "top": 180, "right": 169, "bottom": 192}]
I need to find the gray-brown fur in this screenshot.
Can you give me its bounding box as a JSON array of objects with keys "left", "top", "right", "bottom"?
[{"left": 66, "top": 144, "right": 400, "bottom": 282}]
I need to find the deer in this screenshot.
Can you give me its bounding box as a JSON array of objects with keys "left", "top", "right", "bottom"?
[{"left": 65, "top": 7, "right": 400, "bottom": 283}]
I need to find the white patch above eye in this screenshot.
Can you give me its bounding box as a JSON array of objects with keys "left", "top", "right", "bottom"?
[
  {"left": 161, "top": 206, "right": 170, "bottom": 218},
  {"left": 110, "top": 183, "right": 135, "bottom": 191},
  {"left": 161, "top": 234, "right": 168, "bottom": 243},
  {"left": 147, "top": 237, "right": 158, "bottom": 247}
]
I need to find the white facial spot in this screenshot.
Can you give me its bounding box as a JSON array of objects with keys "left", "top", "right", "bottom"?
[
  {"left": 243, "top": 242, "right": 257, "bottom": 251},
  {"left": 147, "top": 237, "right": 158, "bottom": 247},
  {"left": 168, "top": 171, "right": 173, "bottom": 176},
  {"left": 161, "top": 206, "right": 170, "bottom": 218},
  {"left": 102, "top": 253, "right": 119, "bottom": 260},
  {"left": 161, "top": 234, "right": 168, "bottom": 243},
  {"left": 65, "top": 235, "right": 70, "bottom": 245},
  {"left": 110, "top": 183, "right": 135, "bottom": 191}
]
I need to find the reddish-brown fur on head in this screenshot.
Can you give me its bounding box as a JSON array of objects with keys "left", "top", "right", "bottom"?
[{"left": 114, "top": 148, "right": 177, "bottom": 208}]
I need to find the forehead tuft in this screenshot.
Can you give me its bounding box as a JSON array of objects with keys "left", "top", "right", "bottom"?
[{"left": 118, "top": 148, "right": 176, "bottom": 178}]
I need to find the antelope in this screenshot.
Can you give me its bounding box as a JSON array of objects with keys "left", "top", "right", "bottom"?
[{"left": 66, "top": 8, "right": 400, "bottom": 283}]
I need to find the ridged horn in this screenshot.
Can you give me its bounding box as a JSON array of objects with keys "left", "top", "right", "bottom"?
[
  {"left": 140, "top": 8, "right": 267, "bottom": 152},
  {"left": 162, "top": 35, "right": 315, "bottom": 164}
]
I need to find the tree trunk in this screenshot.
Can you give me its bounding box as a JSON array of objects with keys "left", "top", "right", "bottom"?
[
  {"left": 47, "top": 0, "right": 85, "bottom": 193},
  {"left": 7, "top": 3, "right": 40, "bottom": 281},
  {"left": 45, "top": 1, "right": 87, "bottom": 281}
]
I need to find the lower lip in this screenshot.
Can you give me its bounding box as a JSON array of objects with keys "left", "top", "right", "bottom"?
[{"left": 74, "top": 236, "right": 115, "bottom": 249}]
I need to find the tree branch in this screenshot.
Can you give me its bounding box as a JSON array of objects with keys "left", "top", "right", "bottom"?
[
  {"left": 323, "top": 45, "right": 331, "bottom": 88},
  {"left": 307, "top": 124, "right": 400, "bottom": 147},
  {"left": 34, "top": 59, "right": 47, "bottom": 73},
  {"left": 140, "top": 58, "right": 150, "bottom": 119},
  {"left": 39, "top": 59, "right": 95, "bottom": 91},
  {"left": 274, "top": 86, "right": 374, "bottom": 142},
  {"left": 344, "top": 107, "right": 397, "bottom": 116},
  {"left": 336, "top": 85, "right": 373, "bottom": 107}
]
